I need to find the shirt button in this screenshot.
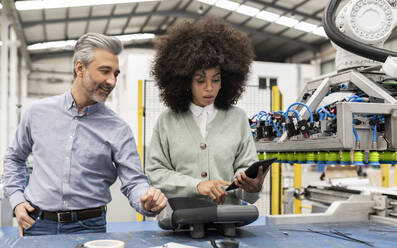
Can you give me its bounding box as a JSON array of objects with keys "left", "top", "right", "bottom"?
[
  {"left": 63, "top": 200, "right": 66, "bottom": 205},
  {"left": 66, "top": 156, "right": 69, "bottom": 160},
  {"left": 69, "top": 135, "right": 73, "bottom": 139},
  {"left": 201, "top": 171, "right": 207, "bottom": 178},
  {"left": 64, "top": 178, "right": 68, "bottom": 183},
  {"left": 200, "top": 143, "right": 207, "bottom": 150}
]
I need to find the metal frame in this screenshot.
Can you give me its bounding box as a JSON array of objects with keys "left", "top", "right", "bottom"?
[
  {"left": 256, "top": 69, "right": 397, "bottom": 152},
  {"left": 247, "top": 0, "right": 322, "bottom": 22},
  {"left": 21, "top": 10, "right": 319, "bottom": 53}
]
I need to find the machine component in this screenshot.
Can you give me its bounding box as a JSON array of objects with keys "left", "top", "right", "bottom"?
[
  {"left": 158, "top": 197, "right": 259, "bottom": 238},
  {"left": 324, "top": 0, "right": 397, "bottom": 67},
  {"left": 253, "top": 71, "right": 397, "bottom": 153},
  {"left": 210, "top": 239, "right": 239, "bottom": 248},
  {"left": 302, "top": 181, "right": 397, "bottom": 222},
  {"left": 304, "top": 186, "right": 360, "bottom": 205}
]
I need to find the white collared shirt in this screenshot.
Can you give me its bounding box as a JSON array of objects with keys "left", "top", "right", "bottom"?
[{"left": 189, "top": 102, "right": 217, "bottom": 138}]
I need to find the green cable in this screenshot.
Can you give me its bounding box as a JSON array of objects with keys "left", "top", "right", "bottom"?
[
  {"left": 368, "top": 151, "right": 380, "bottom": 166},
  {"left": 341, "top": 151, "right": 351, "bottom": 165},
  {"left": 318, "top": 152, "right": 328, "bottom": 163},
  {"left": 306, "top": 152, "right": 316, "bottom": 164},
  {"left": 258, "top": 152, "right": 264, "bottom": 160},
  {"left": 353, "top": 151, "right": 365, "bottom": 165}
]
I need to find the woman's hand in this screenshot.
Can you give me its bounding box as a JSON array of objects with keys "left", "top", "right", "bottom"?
[
  {"left": 197, "top": 180, "right": 230, "bottom": 204},
  {"left": 234, "top": 165, "right": 270, "bottom": 193}
]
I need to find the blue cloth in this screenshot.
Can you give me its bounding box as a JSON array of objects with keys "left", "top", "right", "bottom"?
[
  {"left": 3, "top": 90, "right": 153, "bottom": 216},
  {"left": 23, "top": 210, "right": 106, "bottom": 236}
]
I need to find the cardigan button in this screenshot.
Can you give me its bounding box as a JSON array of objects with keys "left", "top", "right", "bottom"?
[
  {"left": 201, "top": 171, "right": 208, "bottom": 177},
  {"left": 200, "top": 143, "right": 207, "bottom": 150}
]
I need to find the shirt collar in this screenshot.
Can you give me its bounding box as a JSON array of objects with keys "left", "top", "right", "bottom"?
[
  {"left": 189, "top": 102, "right": 215, "bottom": 117},
  {"left": 65, "top": 89, "right": 75, "bottom": 110},
  {"left": 64, "top": 89, "right": 104, "bottom": 115}
]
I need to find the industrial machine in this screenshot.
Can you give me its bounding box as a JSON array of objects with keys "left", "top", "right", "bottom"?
[
  {"left": 251, "top": 0, "right": 397, "bottom": 224},
  {"left": 252, "top": 0, "right": 397, "bottom": 171}
]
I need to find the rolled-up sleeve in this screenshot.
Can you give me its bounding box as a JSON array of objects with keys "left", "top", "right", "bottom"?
[
  {"left": 113, "top": 125, "right": 155, "bottom": 217},
  {"left": 3, "top": 106, "right": 34, "bottom": 209}
]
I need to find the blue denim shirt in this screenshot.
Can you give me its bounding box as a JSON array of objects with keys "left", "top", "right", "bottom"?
[{"left": 3, "top": 90, "right": 153, "bottom": 216}]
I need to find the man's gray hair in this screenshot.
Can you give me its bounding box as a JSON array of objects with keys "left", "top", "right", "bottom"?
[{"left": 73, "top": 33, "right": 123, "bottom": 77}]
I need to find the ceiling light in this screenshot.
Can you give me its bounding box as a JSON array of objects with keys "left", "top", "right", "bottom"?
[
  {"left": 195, "top": 0, "right": 327, "bottom": 39},
  {"left": 256, "top": 10, "right": 280, "bottom": 22},
  {"left": 196, "top": 0, "right": 217, "bottom": 5},
  {"left": 28, "top": 40, "right": 77, "bottom": 51},
  {"left": 312, "top": 26, "right": 327, "bottom": 37},
  {"left": 11, "top": 0, "right": 160, "bottom": 11},
  {"left": 115, "top": 33, "right": 155, "bottom": 41},
  {"left": 27, "top": 33, "right": 155, "bottom": 51},
  {"left": 236, "top": 4, "right": 259, "bottom": 17},
  {"left": 294, "top": 21, "right": 317, "bottom": 32},
  {"left": 275, "top": 16, "right": 299, "bottom": 27},
  {"left": 215, "top": 0, "right": 239, "bottom": 11}
]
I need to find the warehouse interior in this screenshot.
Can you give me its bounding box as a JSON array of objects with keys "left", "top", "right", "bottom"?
[{"left": 1, "top": 0, "right": 397, "bottom": 247}]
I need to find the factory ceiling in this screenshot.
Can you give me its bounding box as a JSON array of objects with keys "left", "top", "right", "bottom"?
[{"left": 1, "top": 0, "right": 332, "bottom": 63}]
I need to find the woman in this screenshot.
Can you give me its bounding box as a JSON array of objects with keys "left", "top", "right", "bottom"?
[{"left": 146, "top": 17, "right": 266, "bottom": 206}]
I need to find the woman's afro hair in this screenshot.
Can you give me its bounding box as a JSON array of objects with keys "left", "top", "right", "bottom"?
[{"left": 152, "top": 16, "right": 254, "bottom": 113}]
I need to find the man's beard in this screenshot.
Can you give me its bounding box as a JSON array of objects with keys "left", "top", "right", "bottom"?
[
  {"left": 93, "top": 82, "right": 113, "bottom": 103},
  {"left": 84, "top": 74, "right": 113, "bottom": 103}
]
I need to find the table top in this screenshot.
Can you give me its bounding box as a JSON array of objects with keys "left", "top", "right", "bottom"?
[{"left": 1, "top": 217, "right": 397, "bottom": 248}]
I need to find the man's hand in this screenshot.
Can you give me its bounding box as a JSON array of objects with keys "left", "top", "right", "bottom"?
[
  {"left": 14, "top": 201, "right": 35, "bottom": 236},
  {"left": 197, "top": 180, "right": 230, "bottom": 205},
  {"left": 234, "top": 165, "right": 270, "bottom": 193},
  {"left": 140, "top": 187, "right": 167, "bottom": 214}
]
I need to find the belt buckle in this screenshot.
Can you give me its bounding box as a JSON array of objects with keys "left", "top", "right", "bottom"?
[{"left": 57, "top": 211, "right": 72, "bottom": 222}]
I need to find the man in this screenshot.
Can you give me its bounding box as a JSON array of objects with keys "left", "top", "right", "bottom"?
[{"left": 2, "top": 33, "right": 167, "bottom": 236}]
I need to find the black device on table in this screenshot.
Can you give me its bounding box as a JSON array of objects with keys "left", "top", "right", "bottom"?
[
  {"left": 225, "top": 157, "right": 277, "bottom": 191},
  {"left": 158, "top": 157, "right": 277, "bottom": 238}
]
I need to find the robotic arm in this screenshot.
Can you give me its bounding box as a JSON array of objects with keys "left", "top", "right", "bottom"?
[{"left": 324, "top": 0, "right": 397, "bottom": 71}]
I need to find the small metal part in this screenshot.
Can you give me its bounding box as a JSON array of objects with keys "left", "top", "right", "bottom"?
[
  {"left": 389, "top": 200, "right": 397, "bottom": 216},
  {"left": 210, "top": 239, "right": 239, "bottom": 248}
]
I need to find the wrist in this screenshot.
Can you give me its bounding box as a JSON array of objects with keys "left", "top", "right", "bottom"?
[
  {"left": 255, "top": 183, "right": 263, "bottom": 193},
  {"left": 196, "top": 182, "right": 202, "bottom": 194}
]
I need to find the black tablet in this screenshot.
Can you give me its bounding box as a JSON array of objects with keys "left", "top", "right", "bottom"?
[{"left": 225, "top": 157, "right": 277, "bottom": 191}]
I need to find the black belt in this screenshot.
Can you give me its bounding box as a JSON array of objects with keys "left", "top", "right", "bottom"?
[{"left": 32, "top": 206, "right": 106, "bottom": 223}]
